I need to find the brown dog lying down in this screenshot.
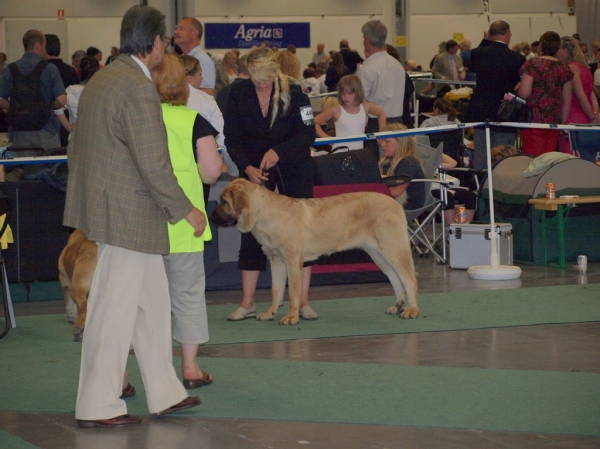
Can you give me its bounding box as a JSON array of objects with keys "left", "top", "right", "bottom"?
[
  {"left": 58, "top": 229, "right": 97, "bottom": 341},
  {"left": 211, "top": 178, "right": 419, "bottom": 325}
]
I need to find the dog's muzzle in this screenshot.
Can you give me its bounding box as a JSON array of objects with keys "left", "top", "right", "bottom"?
[{"left": 209, "top": 201, "right": 238, "bottom": 227}]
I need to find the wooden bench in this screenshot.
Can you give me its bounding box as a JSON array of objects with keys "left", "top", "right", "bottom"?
[{"left": 528, "top": 196, "right": 600, "bottom": 268}]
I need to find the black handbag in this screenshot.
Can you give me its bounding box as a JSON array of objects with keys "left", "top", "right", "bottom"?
[
  {"left": 312, "top": 146, "right": 382, "bottom": 186},
  {"left": 497, "top": 93, "right": 532, "bottom": 123}
]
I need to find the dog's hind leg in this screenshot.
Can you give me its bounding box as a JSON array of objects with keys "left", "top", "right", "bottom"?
[
  {"left": 366, "top": 249, "right": 407, "bottom": 315},
  {"left": 256, "top": 255, "right": 287, "bottom": 321},
  {"left": 388, "top": 250, "right": 419, "bottom": 319}
]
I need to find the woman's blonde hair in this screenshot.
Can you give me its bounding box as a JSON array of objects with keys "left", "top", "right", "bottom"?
[
  {"left": 336, "top": 75, "right": 365, "bottom": 105},
  {"left": 560, "top": 36, "right": 589, "bottom": 67},
  {"left": 151, "top": 53, "right": 189, "bottom": 105},
  {"left": 246, "top": 46, "right": 292, "bottom": 128},
  {"left": 179, "top": 54, "right": 200, "bottom": 76},
  {"left": 378, "top": 123, "right": 422, "bottom": 177}
]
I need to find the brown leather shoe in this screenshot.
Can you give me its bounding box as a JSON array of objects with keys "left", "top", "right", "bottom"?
[
  {"left": 76, "top": 414, "right": 142, "bottom": 428},
  {"left": 182, "top": 371, "right": 213, "bottom": 389},
  {"left": 120, "top": 383, "right": 136, "bottom": 399},
  {"left": 153, "top": 396, "right": 201, "bottom": 416}
]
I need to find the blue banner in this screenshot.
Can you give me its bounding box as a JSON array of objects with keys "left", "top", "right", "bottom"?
[{"left": 205, "top": 22, "right": 310, "bottom": 49}]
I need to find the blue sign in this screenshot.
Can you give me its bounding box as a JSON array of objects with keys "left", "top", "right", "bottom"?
[{"left": 205, "top": 22, "right": 310, "bottom": 49}]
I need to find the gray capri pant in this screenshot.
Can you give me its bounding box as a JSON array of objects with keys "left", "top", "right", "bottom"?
[{"left": 162, "top": 252, "right": 209, "bottom": 345}]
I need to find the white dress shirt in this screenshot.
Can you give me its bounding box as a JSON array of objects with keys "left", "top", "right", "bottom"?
[{"left": 356, "top": 51, "right": 406, "bottom": 118}]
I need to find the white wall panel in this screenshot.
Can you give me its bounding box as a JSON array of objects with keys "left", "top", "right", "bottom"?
[
  {"left": 194, "top": 0, "right": 384, "bottom": 16},
  {"left": 409, "top": 0, "right": 569, "bottom": 15}
]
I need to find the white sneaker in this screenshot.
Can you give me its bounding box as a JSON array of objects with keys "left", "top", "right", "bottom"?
[
  {"left": 227, "top": 305, "right": 257, "bottom": 321},
  {"left": 299, "top": 305, "right": 318, "bottom": 320}
]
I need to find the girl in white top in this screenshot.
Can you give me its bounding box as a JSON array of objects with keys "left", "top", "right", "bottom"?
[
  {"left": 314, "top": 74, "right": 385, "bottom": 152},
  {"left": 56, "top": 56, "right": 99, "bottom": 134}
]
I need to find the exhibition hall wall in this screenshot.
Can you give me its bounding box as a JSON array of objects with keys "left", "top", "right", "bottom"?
[{"left": 0, "top": 0, "right": 591, "bottom": 77}]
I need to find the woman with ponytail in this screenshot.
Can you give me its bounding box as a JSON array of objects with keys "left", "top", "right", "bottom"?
[{"left": 223, "top": 46, "right": 317, "bottom": 322}]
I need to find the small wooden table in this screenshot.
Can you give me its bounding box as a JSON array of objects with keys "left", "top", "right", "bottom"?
[{"left": 528, "top": 196, "right": 600, "bottom": 268}]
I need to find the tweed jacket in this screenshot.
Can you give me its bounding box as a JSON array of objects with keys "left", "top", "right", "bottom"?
[
  {"left": 63, "top": 54, "right": 193, "bottom": 255},
  {"left": 431, "top": 52, "right": 465, "bottom": 81}
]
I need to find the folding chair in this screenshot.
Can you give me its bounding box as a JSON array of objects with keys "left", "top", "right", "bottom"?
[
  {"left": 0, "top": 196, "right": 16, "bottom": 339},
  {"left": 404, "top": 142, "right": 451, "bottom": 263}
]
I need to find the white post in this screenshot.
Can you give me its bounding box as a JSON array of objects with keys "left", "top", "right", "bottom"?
[{"left": 485, "top": 125, "right": 500, "bottom": 268}]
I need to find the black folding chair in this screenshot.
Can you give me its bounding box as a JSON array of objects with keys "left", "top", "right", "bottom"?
[{"left": 0, "top": 196, "right": 16, "bottom": 339}]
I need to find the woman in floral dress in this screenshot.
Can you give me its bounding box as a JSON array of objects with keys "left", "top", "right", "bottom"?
[{"left": 518, "top": 31, "right": 573, "bottom": 157}]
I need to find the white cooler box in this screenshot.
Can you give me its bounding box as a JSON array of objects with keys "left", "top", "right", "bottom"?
[{"left": 448, "top": 222, "right": 514, "bottom": 269}]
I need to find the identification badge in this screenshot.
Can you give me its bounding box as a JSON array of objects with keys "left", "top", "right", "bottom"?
[{"left": 300, "top": 105, "right": 314, "bottom": 126}]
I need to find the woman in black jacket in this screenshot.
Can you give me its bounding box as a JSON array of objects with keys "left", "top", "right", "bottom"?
[{"left": 223, "top": 46, "right": 317, "bottom": 322}]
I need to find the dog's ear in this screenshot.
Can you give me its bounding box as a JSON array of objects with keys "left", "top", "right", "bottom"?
[{"left": 228, "top": 180, "right": 258, "bottom": 232}]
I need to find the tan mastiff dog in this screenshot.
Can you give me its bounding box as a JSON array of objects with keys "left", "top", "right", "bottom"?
[
  {"left": 212, "top": 178, "right": 419, "bottom": 325},
  {"left": 58, "top": 229, "right": 97, "bottom": 341}
]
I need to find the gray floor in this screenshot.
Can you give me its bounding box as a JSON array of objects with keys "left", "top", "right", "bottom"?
[{"left": 2, "top": 258, "right": 599, "bottom": 449}]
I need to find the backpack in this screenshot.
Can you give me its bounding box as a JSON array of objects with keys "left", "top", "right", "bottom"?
[{"left": 7, "top": 60, "right": 51, "bottom": 132}]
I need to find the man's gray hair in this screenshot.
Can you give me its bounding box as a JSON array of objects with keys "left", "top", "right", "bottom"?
[
  {"left": 362, "top": 20, "right": 387, "bottom": 49},
  {"left": 120, "top": 5, "right": 166, "bottom": 57}
]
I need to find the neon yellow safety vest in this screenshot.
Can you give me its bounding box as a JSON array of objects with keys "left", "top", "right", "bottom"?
[{"left": 162, "top": 103, "right": 212, "bottom": 253}]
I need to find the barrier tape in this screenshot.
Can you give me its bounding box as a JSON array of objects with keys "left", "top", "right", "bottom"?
[{"left": 313, "top": 121, "right": 600, "bottom": 147}]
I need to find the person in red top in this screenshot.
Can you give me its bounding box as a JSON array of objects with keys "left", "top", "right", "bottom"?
[{"left": 518, "top": 31, "right": 573, "bottom": 157}]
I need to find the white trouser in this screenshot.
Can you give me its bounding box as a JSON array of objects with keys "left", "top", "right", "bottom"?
[{"left": 75, "top": 243, "right": 187, "bottom": 419}]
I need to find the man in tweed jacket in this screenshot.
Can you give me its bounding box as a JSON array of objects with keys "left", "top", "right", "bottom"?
[{"left": 64, "top": 5, "right": 204, "bottom": 427}]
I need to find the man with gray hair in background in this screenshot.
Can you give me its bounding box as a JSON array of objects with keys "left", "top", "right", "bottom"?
[
  {"left": 174, "top": 17, "right": 216, "bottom": 96},
  {"left": 356, "top": 20, "right": 405, "bottom": 156},
  {"left": 65, "top": 4, "right": 203, "bottom": 428}
]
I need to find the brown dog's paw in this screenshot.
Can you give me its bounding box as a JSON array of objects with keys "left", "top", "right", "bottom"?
[
  {"left": 385, "top": 304, "right": 405, "bottom": 315},
  {"left": 279, "top": 314, "right": 299, "bottom": 326},
  {"left": 73, "top": 326, "right": 84, "bottom": 342},
  {"left": 256, "top": 311, "right": 276, "bottom": 321},
  {"left": 399, "top": 307, "right": 419, "bottom": 319}
]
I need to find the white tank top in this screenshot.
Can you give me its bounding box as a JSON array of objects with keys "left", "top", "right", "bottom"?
[{"left": 333, "top": 104, "right": 368, "bottom": 151}]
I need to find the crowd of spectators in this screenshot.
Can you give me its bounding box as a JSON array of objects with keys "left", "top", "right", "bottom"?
[{"left": 0, "top": 6, "right": 599, "bottom": 428}]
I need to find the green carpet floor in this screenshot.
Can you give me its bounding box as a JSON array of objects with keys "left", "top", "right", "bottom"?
[
  {"left": 204, "top": 283, "right": 600, "bottom": 344},
  {"left": 1, "top": 355, "right": 599, "bottom": 436},
  {"left": 0, "top": 431, "right": 39, "bottom": 449},
  {"left": 1, "top": 284, "right": 599, "bottom": 436},
  {"left": 7, "top": 283, "right": 598, "bottom": 345}
]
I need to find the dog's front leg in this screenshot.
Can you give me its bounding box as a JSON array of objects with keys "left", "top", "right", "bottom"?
[
  {"left": 59, "top": 271, "right": 77, "bottom": 324},
  {"left": 279, "top": 257, "right": 302, "bottom": 325},
  {"left": 256, "top": 255, "right": 287, "bottom": 321}
]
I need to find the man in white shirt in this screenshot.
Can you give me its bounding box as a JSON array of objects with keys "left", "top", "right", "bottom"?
[
  {"left": 312, "top": 42, "right": 328, "bottom": 67},
  {"left": 356, "top": 20, "right": 405, "bottom": 155},
  {"left": 174, "top": 17, "right": 216, "bottom": 96}
]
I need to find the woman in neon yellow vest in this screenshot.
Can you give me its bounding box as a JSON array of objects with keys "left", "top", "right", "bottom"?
[{"left": 151, "top": 54, "right": 222, "bottom": 389}]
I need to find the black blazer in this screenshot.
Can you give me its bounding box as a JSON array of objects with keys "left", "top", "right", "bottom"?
[
  {"left": 465, "top": 40, "right": 525, "bottom": 122},
  {"left": 223, "top": 79, "right": 315, "bottom": 173}
]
